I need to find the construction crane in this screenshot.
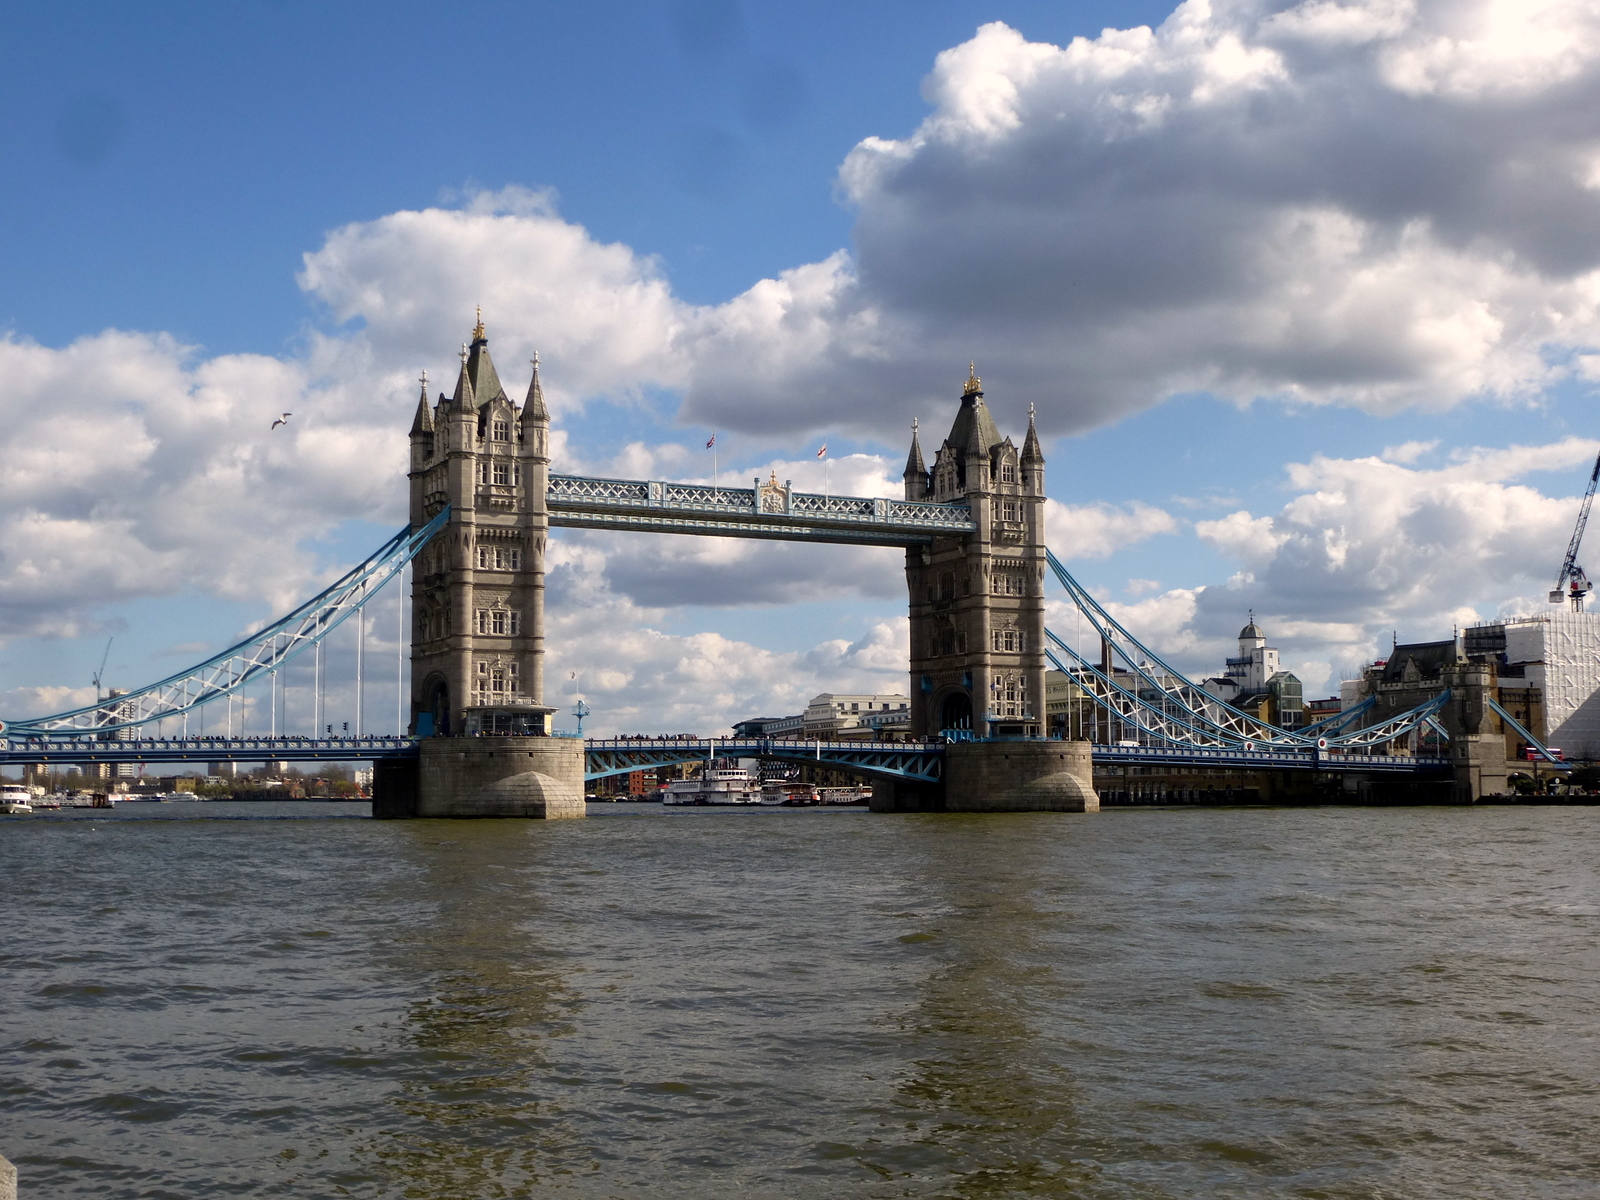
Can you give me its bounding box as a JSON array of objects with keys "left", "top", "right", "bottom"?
[
  {"left": 1551, "top": 452, "right": 1600, "bottom": 611},
  {"left": 92, "top": 638, "right": 112, "bottom": 702}
]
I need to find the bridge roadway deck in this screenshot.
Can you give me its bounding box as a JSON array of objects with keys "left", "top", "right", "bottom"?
[{"left": 0, "top": 735, "right": 1451, "bottom": 778}]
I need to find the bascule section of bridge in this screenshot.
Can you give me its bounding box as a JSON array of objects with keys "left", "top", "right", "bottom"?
[{"left": 0, "top": 317, "right": 1521, "bottom": 811}]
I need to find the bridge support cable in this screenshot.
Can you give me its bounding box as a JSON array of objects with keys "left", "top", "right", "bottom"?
[
  {"left": 1043, "top": 644, "right": 1248, "bottom": 749},
  {"left": 1296, "top": 696, "right": 1376, "bottom": 739},
  {"left": 5, "top": 507, "right": 451, "bottom": 738},
  {"left": 1484, "top": 695, "right": 1572, "bottom": 769},
  {"left": 1044, "top": 548, "right": 1455, "bottom": 753},
  {"left": 1045, "top": 551, "right": 1311, "bottom": 747},
  {"left": 1044, "top": 627, "right": 1301, "bottom": 748}
]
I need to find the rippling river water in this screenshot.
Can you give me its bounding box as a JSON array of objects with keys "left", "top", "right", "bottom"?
[{"left": 3, "top": 801, "right": 1599, "bottom": 1198}]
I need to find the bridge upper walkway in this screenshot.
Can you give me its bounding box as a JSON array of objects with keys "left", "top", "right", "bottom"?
[{"left": 546, "top": 474, "right": 975, "bottom": 547}]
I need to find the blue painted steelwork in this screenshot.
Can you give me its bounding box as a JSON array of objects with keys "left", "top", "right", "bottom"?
[
  {"left": 1049, "top": 635, "right": 1453, "bottom": 753},
  {"left": 1043, "top": 549, "right": 1454, "bottom": 753},
  {"left": 1091, "top": 742, "right": 1451, "bottom": 774},
  {"left": 0, "top": 735, "right": 421, "bottom": 764},
  {"left": 583, "top": 738, "right": 945, "bottom": 783},
  {"left": 546, "top": 474, "right": 975, "bottom": 547},
  {"left": 1484, "top": 695, "right": 1573, "bottom": 770},
  {"left": 4, "top": 509, "right": 451, "bottom": 739}
]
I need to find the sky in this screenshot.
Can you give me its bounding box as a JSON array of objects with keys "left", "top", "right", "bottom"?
[{"left": 3, "top": 0, "right": 1600, "bottom": 738}]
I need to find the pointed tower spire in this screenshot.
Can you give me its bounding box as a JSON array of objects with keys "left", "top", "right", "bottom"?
[
  {"left": 1022, "top": 401, "right": 1043, "bottom": 463},
  {"left": 410, "top": 369, "right": 434, "bottom": 436},
  {"left": 451, "top": 343, "right": 475, "bottom": 410},
  {"left": 463, "top": 312, "right": 506, "bottom": 406},
  {"left": 945, "top": 361, "right": 1001, "bottom": 459},
  {"left": 523, "top": 351, "right": 549, "bottom": 422},
  {"left": 904, "top": 416, "right": 925, "bottom": 476}
]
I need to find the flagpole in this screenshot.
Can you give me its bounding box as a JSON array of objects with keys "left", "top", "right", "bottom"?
[{"left": 711, "top": 432, "right": 718, "bottom": 495}]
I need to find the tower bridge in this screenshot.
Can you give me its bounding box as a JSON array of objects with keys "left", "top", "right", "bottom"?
[{"left": 1, "top": 319, "right": 1508, "bottom": 811}]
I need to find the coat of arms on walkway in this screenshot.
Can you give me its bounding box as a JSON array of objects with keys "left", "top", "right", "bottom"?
[{"left": 759, "top": 470, "right": 789, "bottom": 513}]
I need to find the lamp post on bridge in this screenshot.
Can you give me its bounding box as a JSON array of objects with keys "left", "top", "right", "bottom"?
[{"left": 574, "top": 700, "right": 590, "bottom": 737}]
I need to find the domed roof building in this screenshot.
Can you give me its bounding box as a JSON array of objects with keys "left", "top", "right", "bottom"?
[{"left": 1200, "top": 614, "right": 1304, "bottom": 729}]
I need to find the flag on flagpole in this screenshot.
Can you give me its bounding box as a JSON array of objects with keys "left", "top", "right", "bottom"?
[
  {"left": 816, "top": 443, "right": 827, "bottom": 458},
  {"left": 706, "top": 433, "right": 716, "bottom": 449}
]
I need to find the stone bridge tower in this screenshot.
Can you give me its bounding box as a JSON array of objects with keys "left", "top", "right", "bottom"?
[
  {"left": 407, "top": 315, "right": 553, "bottom": 738},
  {"left": 879, "top": 366, "right": 1097, "bottom": 814},
  {"left": 375, "top": 315, "right": 583, "bottom": 819},
  {"left": 904, "top": 365, "right": 1047, "bottom": 740}
]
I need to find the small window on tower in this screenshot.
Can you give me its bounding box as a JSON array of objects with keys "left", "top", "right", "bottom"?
[
  {"left": 508, "top": 548, "right": 522, "bottom": 570},
  {"left": 508, "top": 611, "right": 521, "bottom": 636},
  {"left": 1002, "top": 461, "right": 1015, "bottom": 483},
  {"left": 492, "top": 419, "right": 510, "bottom": 442},
  {"left": 477, "top": 547, "right": 489, "bottom": 569},
  {"left": 491, "top": 610, "right": 507, "bottom": 635},
  {"left": 493, "top": 461, "right": 510, "bottom": 485}
]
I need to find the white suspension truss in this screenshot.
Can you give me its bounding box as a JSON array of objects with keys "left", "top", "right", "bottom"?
[{"left": 6, "top": 507, "right": 450, "bottom": 738}]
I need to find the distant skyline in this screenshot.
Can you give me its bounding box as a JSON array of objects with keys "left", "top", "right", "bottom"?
[{"left": 3, "top": 0, "right": 1600, "bottom": 736}]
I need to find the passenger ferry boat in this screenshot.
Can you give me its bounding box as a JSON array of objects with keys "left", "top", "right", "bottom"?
[
  {"left": 1, "top": 782, "right": 35, "bottom": 814},
  {"left": 760, "top": 782, "right": 822, "bottom": 806},
  {"left": 660, "top": 764, "right": 762, "bottom": 806}
]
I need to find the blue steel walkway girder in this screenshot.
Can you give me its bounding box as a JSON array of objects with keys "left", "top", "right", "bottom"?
[
  {"left": 0, "top": 735, "right": 423, "bottom": 765},
  {"left": 546, "top": 474, "right": 975, "bottom": 547},
  {"left": 1091, "top": 743, "right": 1453, "bottom": 775},
  {"left": 582, "top": 738, "right": 946, "bottom": 783}
]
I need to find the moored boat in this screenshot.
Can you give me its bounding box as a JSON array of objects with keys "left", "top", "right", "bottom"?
[{"left": 661, "top": 763, "right": 762, "bottom": 806}]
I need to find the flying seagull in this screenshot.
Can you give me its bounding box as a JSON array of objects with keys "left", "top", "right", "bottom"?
[{"left": 270, "top": 413, "right": 292, "bottom": 430}]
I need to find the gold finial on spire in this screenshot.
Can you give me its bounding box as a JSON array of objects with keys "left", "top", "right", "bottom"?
[
  {"left": 531, "top": 350, "right": 540, "bottom": 371},
  {"left": 472, "top": 306, "right": 485, "bottom": 341},
  {"left": 964, "top": 361, "right": 981, "bottom": 395}
]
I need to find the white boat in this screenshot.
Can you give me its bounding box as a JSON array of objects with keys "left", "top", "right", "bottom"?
[
  {"left": 1, "top": 783, "right": 34, "bottom": 814},
  {"left": 661, "top": 764, "right": 763, "bottom": 806},
  {"left": 819, "top": 786, "right": 873, "bottom": 806},
  {"left": 760, "top": 782, "right": 822, "bottom": 806}
]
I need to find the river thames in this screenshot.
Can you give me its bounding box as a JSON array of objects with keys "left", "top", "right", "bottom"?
[{"left": 3, "top": 801, "right": 1597, "bottom": 1198}]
